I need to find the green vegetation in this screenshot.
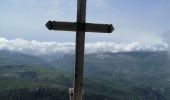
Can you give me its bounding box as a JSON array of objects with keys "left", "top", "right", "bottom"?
[{"left": 0, "top": 50, "right": 169, "bottom": 100}]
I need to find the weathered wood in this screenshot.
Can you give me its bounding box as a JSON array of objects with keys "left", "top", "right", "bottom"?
[
  {"left": 73, "top": 0, "right": 86, "bottom": 100},
  {"left": 46, "top": 21, "right": 114, "bottom": 33}
]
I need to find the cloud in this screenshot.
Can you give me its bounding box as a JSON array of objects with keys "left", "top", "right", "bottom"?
[
  {"left": 162, "top": 31, "right": 170, "bottom": 51},
  {"left": 0, "top": 37, "right": 167, "bottom": 56},
  {"left": 85, "top": 42, "right": 167, "bottom": 53},
  {"left": 0, "top": 38, "right": 75, "bottom": 55}
]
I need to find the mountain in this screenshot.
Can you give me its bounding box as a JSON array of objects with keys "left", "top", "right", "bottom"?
[
  {"left": 0, "top": 50, "right": 170, "bottom": 100},
  {"left": 0, "top": 50, "right": 49, "bottom": 67}
]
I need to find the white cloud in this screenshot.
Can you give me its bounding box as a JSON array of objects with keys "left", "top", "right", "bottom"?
[
  {"left": 85, "top": 42, "right": 167, "bottom": 53},
  {"left": 0, "top": 37, "right": 167, "bottom": 56},
  {"left": 0, "top": 38, "right": 75, "bottom": 55},
  {"left": 161, "top": 31, "right": 170, "bottom": 52}
]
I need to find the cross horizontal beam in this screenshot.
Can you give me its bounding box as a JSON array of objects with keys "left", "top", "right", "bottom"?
[{"left": 46, "top": 21, "right": 114, "bottom": 33}]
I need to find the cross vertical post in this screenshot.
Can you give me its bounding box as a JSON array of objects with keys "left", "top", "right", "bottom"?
[{"left": 74, "top": 0, "right": 87, "bottom": 100}]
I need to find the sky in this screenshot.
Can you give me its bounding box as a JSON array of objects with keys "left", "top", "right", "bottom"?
[{"left": 0, "top": 0, "right": 170, "bottom": 43}]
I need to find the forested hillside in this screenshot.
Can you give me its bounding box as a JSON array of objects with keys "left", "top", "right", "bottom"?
[{"left": 0, "top": 50, "right": 169, "bottom": 100}]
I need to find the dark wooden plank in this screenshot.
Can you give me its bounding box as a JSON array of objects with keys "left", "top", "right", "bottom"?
[
  {"left": 74, "top": 0, "right": 87, "bottom": 100},
  {"left": 85, "top": 23, "right": 114, "bottom": 33},
  {"left": 46, "top": 21, "right": 114, "bottom": 33}
]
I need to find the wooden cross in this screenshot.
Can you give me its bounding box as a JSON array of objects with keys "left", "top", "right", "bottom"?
[{"left": 45, "top": 0, "right": 114, "bottom": 100}]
